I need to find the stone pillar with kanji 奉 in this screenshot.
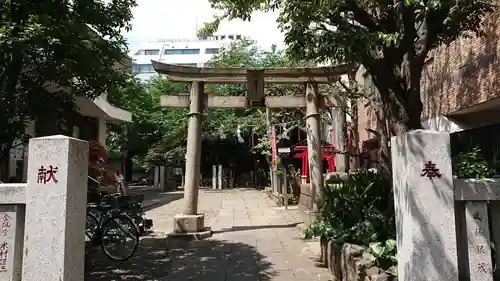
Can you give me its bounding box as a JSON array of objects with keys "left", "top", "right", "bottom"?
[
  {"left": 170, "top": 82, "right": 211, "bottom": 239},
  {"left": 391, "top": 130, "right": 459, "bottom": 281},
  {"left": 22, "top": 135, "right": 89, "bottom": 281}
]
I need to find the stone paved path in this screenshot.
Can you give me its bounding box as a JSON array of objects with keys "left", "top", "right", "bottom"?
[{"left": 87, "top": 188, "right": 331, "bottom": 281}]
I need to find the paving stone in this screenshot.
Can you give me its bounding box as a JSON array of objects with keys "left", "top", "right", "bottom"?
[
  {"left": 271, "top": 270, "right": 296, "bottom": 281},
  {"left": 87, "top": 187, "right": 332, "bottom": 281}
]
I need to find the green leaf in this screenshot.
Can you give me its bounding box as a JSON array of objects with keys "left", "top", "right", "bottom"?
[
  {"left": 386, "top": 265, "right": 398, "bottom": 276},
  {"left": 369, "top": 242, "right": 386, "bottom": 257},
  {"left": 385, "top": 239, "right": 397, "bottom": 252}
]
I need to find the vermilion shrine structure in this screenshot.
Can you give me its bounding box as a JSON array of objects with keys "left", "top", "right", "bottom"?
[
  {"left": 294, "top": 145, "right": 337, "bottom": 184},
  {"left": 152, "top": 61, "right": 354, "bottom": 237}
]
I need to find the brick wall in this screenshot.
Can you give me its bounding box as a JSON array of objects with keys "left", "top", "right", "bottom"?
[
  {"left": 354, "top": 11, "right": 500, "bottom": 162},
  {"left": 357, "top": 10, "right": 500, "bottom": 141},
  {"left": 422, "top": 10, "right": 500, "bottom": 118}
]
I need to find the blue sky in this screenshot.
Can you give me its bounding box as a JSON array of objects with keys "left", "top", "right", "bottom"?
[{"left": 125, "top": 0, "right": 285, "bottom": 51}]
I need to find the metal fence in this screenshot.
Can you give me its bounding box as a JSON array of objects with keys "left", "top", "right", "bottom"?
[{"left": 450, "top": 123, "right": 500, "bottom": 167}]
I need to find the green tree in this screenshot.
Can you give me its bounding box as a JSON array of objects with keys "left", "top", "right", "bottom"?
[
  {"left": 107, "top": 76, "right": 188, "bottom": 168},
  {"left": 0, "top": 0, "right": 136, "bottom": 167},
  {"left": 200, "top": 0, "right": 493, "bottom": 133}
]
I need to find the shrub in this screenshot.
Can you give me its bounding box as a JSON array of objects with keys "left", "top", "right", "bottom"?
[
  {"left": 305, "top": 169, "right": 395, "bottom": 246},
  {"left": 453, "top": 146, "right": 495, "bottom": 179}
]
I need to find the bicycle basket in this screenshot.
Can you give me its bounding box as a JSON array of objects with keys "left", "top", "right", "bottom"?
[
  {"left": 129, "top": 195, "right": 144, "bottom": 204},
  {"left": 115, "top": 196, "right": 132, "bottom": 209}
]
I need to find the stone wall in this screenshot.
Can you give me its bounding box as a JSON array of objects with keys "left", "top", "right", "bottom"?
[
  {"left": 299, "top": 183, "right": 314, "bottom": 211},
  {"left": 324, "top": 242, "right": 398, "bottom": 281},
  {"left": 297, "top": 183, "right": 319, "bottom": 226}
]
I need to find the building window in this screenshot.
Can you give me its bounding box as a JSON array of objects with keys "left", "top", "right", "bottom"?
[
  {"left": 134, "top": 49, "right": 159, "bottom": 56},
  {"left": 164, "top": 49, "right": 201, "bottom": 55},
  {"left": 132, "top": 63, "right": 155, "bottom": 74},
  {"left": 236, "top": 35, "right": 241, "bottom": 39},
  {"left": 220, "top": 35, "right": 226, "bottom": 40},
  {"left": 228, "top": 35, "right": 234, "bottom": 40},
  {"left": 205, "top": 48, "right": 219, "bottom": 54},
  {"left": 144, "top": 49, "right": 160, "bottom": 56}
]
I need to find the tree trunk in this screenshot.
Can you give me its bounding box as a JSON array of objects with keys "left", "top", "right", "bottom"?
[{"left": 368, "top": 57, "right": 424, "bottom": 176}]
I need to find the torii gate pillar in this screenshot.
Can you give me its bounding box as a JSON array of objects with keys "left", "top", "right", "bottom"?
[
  {"left": 305, "top": 83, "right": 323, "bottom": 211},
  {"left": 171, "top": 81, "right": 211, "bottom": 239}
]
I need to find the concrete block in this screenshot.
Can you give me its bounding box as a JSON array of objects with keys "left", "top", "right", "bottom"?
[{"left": 173, "top": 214, "right": 205, "bottom": 233}]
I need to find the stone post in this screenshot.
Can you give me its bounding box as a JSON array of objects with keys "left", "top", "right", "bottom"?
[
  {"left": 22, "top": 135, "right": 89, "bottom": 281},
  {"left": 305, "top": 82, "right": 323, "bottom": 211},
  {"left": 391, "top": 130, "right": 458, "bottom": 281},
  {"left": 0, "top": 184, "right": 26, "bottom": 281},
  {"left": 159, "top": 166, "right": 165, "bottom": 192},
  {"left": 230, "top": 170, "right": 235, "bottom": 188},
  {"left": 153, "top": 166, "right": 159, "bottom": 189},
  {"left": 282, "top": 166, "right": 288, "bottom": 209},
  {"left": 171, "top": 82, "right": 210, "bottom": 238},
  {"left": 218, "top": 164, "right": 223, "bottom": 190},
  {"left": 489, "top": 202, "right": 500, "bottom": 275},
  {"left": 212, "top": 165, "right": 217, "bottom": 189},
  {"left": 465, "top": 201, "right": 493, "bottom": 281}
]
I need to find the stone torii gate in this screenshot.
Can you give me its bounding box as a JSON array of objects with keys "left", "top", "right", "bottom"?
[{"left": 151, "top": 61, "right": 354, "bottom": 238}]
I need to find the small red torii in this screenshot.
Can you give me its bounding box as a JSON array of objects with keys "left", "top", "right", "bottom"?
[
  {"left": 293, "top": 145, "right": 337, "bottom": 183},
  {"left": 292, "top": 127, "right": 350, "bottom": 183}
]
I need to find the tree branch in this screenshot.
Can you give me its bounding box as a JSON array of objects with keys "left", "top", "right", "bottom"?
[{"left": 344, "top": 0, "right": 381, "bottom": 32}]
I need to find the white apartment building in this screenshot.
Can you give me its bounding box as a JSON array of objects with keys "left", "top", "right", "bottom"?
[{"left": 131, "top": 33, "right": 244, "bottom": 81}]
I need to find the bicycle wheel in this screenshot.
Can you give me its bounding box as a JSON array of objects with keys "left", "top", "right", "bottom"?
[
  {"left": 85, "top": 212, "right": 99, "bottom": 242},
  {"left": 100, "top": 214, "right": 139, "bottom": 261}
]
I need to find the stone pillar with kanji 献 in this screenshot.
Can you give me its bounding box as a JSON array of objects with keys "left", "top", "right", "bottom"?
[{"left": 22, "top": 135, "right": 89, "bottom": 281}]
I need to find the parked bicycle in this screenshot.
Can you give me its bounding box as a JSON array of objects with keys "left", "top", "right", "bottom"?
[
  {"left": 85, "top": 195, "right": 140, "bottom": 261},
  {"left": 92, "top": 192, "right": 153, "bottom": 234}
]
